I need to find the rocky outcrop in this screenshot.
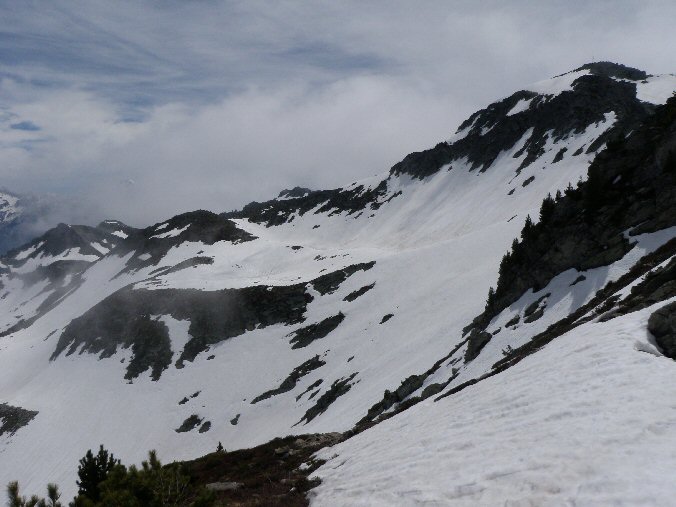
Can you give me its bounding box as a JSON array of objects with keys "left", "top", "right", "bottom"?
[
  {"left": 0, "top": 403, "right": 38, "bottom": 436},
  {"left": 175, "top": 414, "right": 203, "bottom": 433},
  {"left": 149, "top": 256, "right": 214, "bottom": 277},
  {"left": 467, "top": 95, "right": 676, "bottom": 344},
  {"left": 124, "top": 316, "right": 172, "bottom": 381},
  {"left": 464, "top": 329, "right": 493, "bottom": 361},
  {"left": 357, "top": 95, "right": 676, "bottom": 425},
  {"left": 224, "top": 180, "right": 395, "bottom": 227},
  {"left": 51, "top": 262, "right": 374, "bottom": 379},
  {"left": 648, "top": 302, "right": 676, "bottom": 359},
  {"left": 278, "top": 187, "right": 312, "bottom": 199},
  {"left": 379, "top": 313, "right": 394, "bottom": 324},
  {"left": 52, "top": 284, "right": 312, "bottom": 379},
  {"left": 120, "top": 210, "right": 255, "bottom": 271},
  {"left": 3, "top": 222, "right": 124, "bottom": 269},
  {"left": 343, "top": 283, "right": 375, "bottom": 302},
  {"left": 289, "top": 313, "right": 345, "bottom": 349},
  {"left": 603, "top": 251, "right": 676, "bottom": 319},
  {"left": 298, "top": 373, "right": 357, "bottom": 424},
  {"left": 392, "top": 63, "right": 654, "bottom": 179},
  {"left": 311, "top": 262, "right": 375, "bottom": 295},
  {"left": 356, "top": 338, "right": 467, "bottom": 428},
  {"left": 523, "top": 293, "right": 550, "bottom": 323},
  {"left": 360, "top": 374, "right": 426, "bottom": 423},
  {"left": 251, "top": 355, "right": 326, "bottom": 403}
]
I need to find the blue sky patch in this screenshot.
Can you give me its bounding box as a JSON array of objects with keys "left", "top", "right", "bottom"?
[{"left": 10, "top": 121, "right": 40, "bottom": 131}]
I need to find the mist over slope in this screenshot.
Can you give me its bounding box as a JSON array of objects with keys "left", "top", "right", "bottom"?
[
  {"left": 1, "top": 62, "right": 676, "bottom": 504},
  {"left": 0, "top": 189, "right": 94, "bottom": 255}
]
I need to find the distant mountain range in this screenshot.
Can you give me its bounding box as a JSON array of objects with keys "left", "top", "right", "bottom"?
[
  {"left": 0, "top": 189, "right": 94, "bottom": 255},
  {"left": 2, "top": 62, "right": 676, "bottom": 505}
]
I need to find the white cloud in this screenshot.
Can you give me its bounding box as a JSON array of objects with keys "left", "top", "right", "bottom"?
[
  {"left": 0, "top": 76, "right": 467, "bottom": 225},
  {"left": 0, "top": 0, "right": 675, "bottom": 226}
]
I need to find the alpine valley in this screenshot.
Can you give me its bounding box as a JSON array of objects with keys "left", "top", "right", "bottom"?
[{"left": 2, "top": 62, "right": 676, "bottom": 506}]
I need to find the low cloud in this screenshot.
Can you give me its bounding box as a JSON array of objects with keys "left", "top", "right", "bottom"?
[
  {"left": 0, "top": 77, "right": 467, "bottom": 225},
  {"left": 0, "top": 0, "right": 674, "bottom": 227}
]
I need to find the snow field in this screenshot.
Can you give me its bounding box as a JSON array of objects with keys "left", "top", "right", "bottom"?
[{"left": 311, "top": 303, "right": 676, "bottom": 506}]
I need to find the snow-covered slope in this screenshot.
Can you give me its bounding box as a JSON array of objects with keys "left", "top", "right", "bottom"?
[
  {"left": 311, "top": 75, "right": 676, "bottom": 505},
  {"left": 1, "top": 62, "right": 675, "bottom": 501},
  {"left": 312, "top": 305, "right": 676, "bottom": 506}
]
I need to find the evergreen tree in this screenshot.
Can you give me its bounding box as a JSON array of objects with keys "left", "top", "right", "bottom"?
[
  {"left": 564, "top": 182, "right": 575, "bottom": 197},
  {"left": 91, "top": 451, "right": 192, "bottom": 507},
  {"left": 75, "top": 445, "right": 119, "bottom": 503},
  {"left": 539, "top": 193, "right": 555, "bottom": 222},
  {"left": 45, "top": 484, "right": 62, "bottom": 507},
  {"left": 521, "top": 215, "right": 534, "bottom": 241},
  {"left": 7, "top": 481, "right": 35, "bottom": 507},
  {"left": 6, "top": 482, "right": 61, "bottom": 507},
  {"left": 498, "top": 251, "right": 511, "bottom": 279},
  {"left": 583, "top": 165, "right": 604, "bottom": 217},
  {"left": 485, "top": 287, "right": 496, "bottom": 310}
]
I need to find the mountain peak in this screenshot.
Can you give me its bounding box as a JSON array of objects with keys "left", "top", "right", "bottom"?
[
  {"left": 572, "top": 61, "right": 648, "bottom": 81},
  {"left": 278, "top": 187, "right": 312, "bottom": 199},
  {"left": 392, "top": 63, "right": 655, "bottom": 180}
]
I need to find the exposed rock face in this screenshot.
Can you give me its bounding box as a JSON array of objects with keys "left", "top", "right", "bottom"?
[
  {"left": 298, "top": 373, "right": 357, "bottom": 424},
  {"left": 578, "top": 61, "right": 648, "bottom": 81},
  {"left": 467, "top": 95, "right": 676, "bottom": 340},
  {"left": 289, "top": 313, "right": 345, "bottom": 349},
  {"left": 0, "top": 261, "right": 90, "bottom": 338},
  {"left": 120, "top": 210, "right": 256, "bottom": 271},
  {"left": 124, "top": 316, "right": 172, "bottom": 381},
  {"left": 0, "top": 403, "right": 38, "bottom": 436},
  {"left": 618, "top": 255, "right": 676, "bottom": 312},
  {"left": 278, "top": 187, "right": 312, "bottom": 199},
  {"left": 4, "top": 222, "right": 125, "bottom": 268},
  {"left": 50, "top": 261, "right": 372, "bottom": 380},
  {"left": 251, "top": 355, "right": 326, "bottom": 403},
  {"left": 391, "top": 63, "right": 654, "bottom": 179},
  {"left": 175, "top": 414, "right": 203, "bottom": 433},
  {"left": 224, "top": 181, "right": 395, "bottom": 227},
  {"left": 0, "top": 221, "right": 134, "bottom": 337},
  {"left": 52, "top": 284, "right": 313, "bottom": 379},
  {"left": 364, "top": 94, "right": 676, "bottom": 426},
  {"left": 648, "top": 302, "right": 676, "bottom": 359},
  {"left": 311, "top": 262, "right": 375, "bottom": 295},
  {"left": 379, "top": 313, "right": 394, "bottom": 324},
  {"left": 464, "top": 329, "right": 493, "bottom": 361},
  {"left": 296, "top": 379, "right": 323, "bottom": 402},
  {"left": 523, "top": 293, "right": 550, "bottom": 323},
  {"left": 343, "top": 283, "right": 375, "bottom": 302},
  {"left": 360, "top": 374, "right": 426, "bottom": 423},
  {"left": 356, "top": 338, "right": 467, "bottom": 427}
]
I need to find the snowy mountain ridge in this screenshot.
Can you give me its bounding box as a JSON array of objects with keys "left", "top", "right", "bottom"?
[
  {"left": 1, "top": 62, "right": 676, "bottom": 504},
  {"left": 0, "top": 189, "right": 95, "bottom": 256}
]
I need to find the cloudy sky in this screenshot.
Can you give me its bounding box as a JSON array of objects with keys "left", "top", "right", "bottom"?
[{"left": 1, "top": 0, "right": 675, "bottom": 226}]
